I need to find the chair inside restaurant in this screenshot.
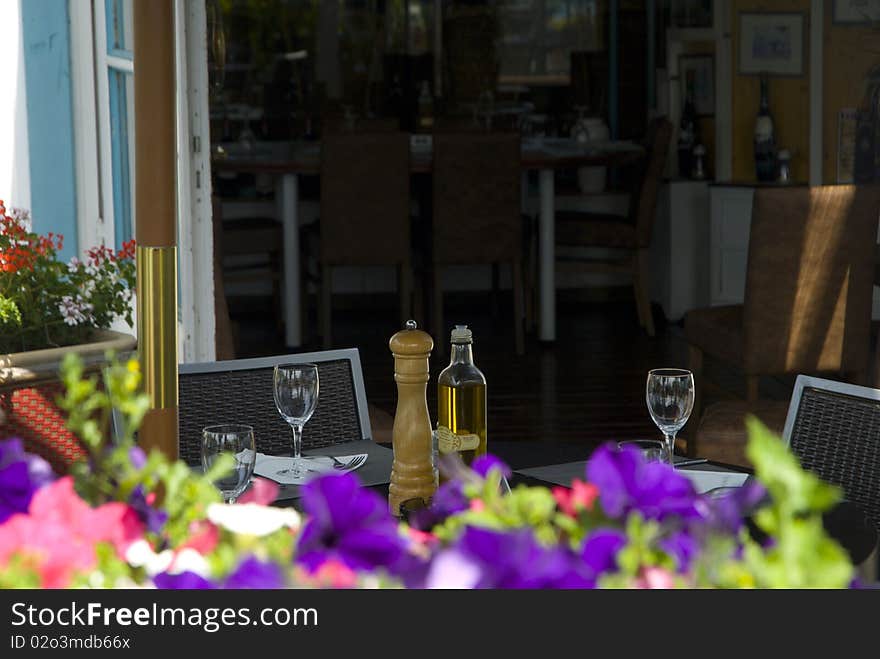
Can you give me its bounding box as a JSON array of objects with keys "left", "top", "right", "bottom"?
[{"left": 685, "top": 184, "right": 880, "bottom": 466}]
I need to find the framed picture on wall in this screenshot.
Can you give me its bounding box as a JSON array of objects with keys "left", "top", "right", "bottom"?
[
  {"left": 738, "top": 12, "right": 805, "bottom": 76},
  {"left": 679, "top": 54, "right": 715, "bottom": 116},
  {"left": 833, "top": 0, "right": 880, "bottom": 24}
]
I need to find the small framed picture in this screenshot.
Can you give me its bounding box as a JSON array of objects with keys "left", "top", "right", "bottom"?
[
  {"left": 679, "top": 54, "right": 715, "bottom": 116},
  {"left": 738, "top": 12, "right": 805, "bottom": 76},
  {"left": 833, "top": 0, "right": 880, "bottom": 24}
]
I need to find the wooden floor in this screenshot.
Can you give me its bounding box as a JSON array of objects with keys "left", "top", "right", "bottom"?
[{"left": 233, "top": 290, "right": 794, "bottom": 455}]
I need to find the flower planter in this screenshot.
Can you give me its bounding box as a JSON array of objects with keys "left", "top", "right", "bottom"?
[{"left": 0, "top": 329, "right": 136, "bottom": 473}]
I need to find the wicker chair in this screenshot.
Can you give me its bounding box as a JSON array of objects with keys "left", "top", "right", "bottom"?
[
  {"left": 318, "top": 132, "right": 413, "bottom": 347},
  {"left": 685, "top": 184, "right": 880, "bottom": 466},
  {"left": 781, "top": 375, "right": 880, "bottom": 537},
  {"left": 554, "top": 117, "right": 672, "bottom": 337},
  {"left": 431, "top": 132, "right": 525, "bottom": 355},
  {"left": 178, "top": 349, "right": 390, "bottom": 467},
  {"left": 0, "top": 334, "right": 137, "bottom": 474}
]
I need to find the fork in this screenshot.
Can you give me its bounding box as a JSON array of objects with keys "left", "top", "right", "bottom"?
[{"left": 331, "top": 454, "right": 366, "bottom": 471}]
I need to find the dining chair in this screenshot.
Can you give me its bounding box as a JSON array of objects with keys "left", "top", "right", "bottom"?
[
  {"left": 554, "top": 116, "right": 672, "bottom": 337},
  {"left": 318, "top": 131, "right": 413, "bottom": 347},
  {"left": 431, "top": 132, "right": 525, "bottom": 355},
  {"left": 177, "top": 348, "right": 392, "bottom": 466},
  {"left": 213, "top": 195, "right": 284, "bottom": 340},
  {"left": 685, "top": 184, "right": 880, "bottom": 465},
  {"left": 780, "top": 374, "right": 880, "bottom": 537}
]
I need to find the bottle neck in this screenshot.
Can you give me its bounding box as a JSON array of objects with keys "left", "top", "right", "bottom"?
[{"left": 449, "top": 342, "right": 474, "bottom": 366}]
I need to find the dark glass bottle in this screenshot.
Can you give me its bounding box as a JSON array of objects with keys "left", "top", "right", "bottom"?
[
  {"left": 677, "top": 70, "right": 699, "bottom": 178},
  {"left": 754, "top": 74, "right": 778, "bottom": 182}
]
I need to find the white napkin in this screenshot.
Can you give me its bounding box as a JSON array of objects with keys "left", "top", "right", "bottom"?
[
  {"left": 253, "top": 453, "right": 367, "bottom": 486},
  {"left": 681, "top": 469, "right": 749, "bottom": 494}
]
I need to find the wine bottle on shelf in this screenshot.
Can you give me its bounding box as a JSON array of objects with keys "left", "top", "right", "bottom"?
[
  {"left": 677, "top": 69, "right": 699, "bottom": 178},
  {"left": 754, "top": 73, "right": 778, "bottom": 182},
  {"left": 437, "top": 325, "right": 487, "bottom": 479}
]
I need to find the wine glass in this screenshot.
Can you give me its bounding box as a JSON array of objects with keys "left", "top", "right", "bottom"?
[
  {"left": 201, "top": 424, "right": 256, "bottom": 504},
  {"left": 646, "top": 369, "right": 695, "bottom": 465},
  {"left": 273, "top": 363, "right": 320, "bottom": 478}
]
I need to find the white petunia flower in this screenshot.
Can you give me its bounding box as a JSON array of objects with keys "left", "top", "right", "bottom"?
[
  {"left": 207, "top": 502, "right": 301, "bottom": 537},
  {"left": 125, "top": 540, "right": 210, "bottom": 577},
  {"left": 67, "top": 256, "right": 81, "bottom": 274}
]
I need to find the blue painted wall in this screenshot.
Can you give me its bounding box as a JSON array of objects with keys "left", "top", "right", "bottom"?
[{"left": 21, "top": 0, "right": 78, "bottom": 261}]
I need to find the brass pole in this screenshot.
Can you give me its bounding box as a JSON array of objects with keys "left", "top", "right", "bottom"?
[{"left": 133, "top": 0, "right": 178, "bottom": 460}]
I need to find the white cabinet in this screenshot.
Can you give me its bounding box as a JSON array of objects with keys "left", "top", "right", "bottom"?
[
  {"left": 709, "top": 185, "right": 754, "bottom": 307},
  {"left": 649, "top": 180, "right": 711, "bottom": 321}
]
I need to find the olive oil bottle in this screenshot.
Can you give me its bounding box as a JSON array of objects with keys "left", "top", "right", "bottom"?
[{"left": 437, "top": 325, "right": 487, "bottom": 470}]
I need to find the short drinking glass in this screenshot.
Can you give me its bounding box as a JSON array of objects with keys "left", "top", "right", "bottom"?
[
  {"left": 201, "top": 424, "right": 256, "bottom": 504},
  {"left": 646, "top": 368, "right": 695, "bottom": 465},
  {"left": 617, "top": 439, "right": 669, "bottom": 463},
  {"left": 273, "top": 363, "right": 320, "bottom": 478}
]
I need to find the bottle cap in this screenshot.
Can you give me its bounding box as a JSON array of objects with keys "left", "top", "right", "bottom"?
[{"left": 451, "top": 324, "right": 473, "bottom": 344}]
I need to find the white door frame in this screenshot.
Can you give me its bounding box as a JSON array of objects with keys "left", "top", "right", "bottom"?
[
  {"left": 176, "top": 0, "right": 215, "bottom": 363},
  {"left": 68, "top": 0, "right": 215, "bottom": 362}
]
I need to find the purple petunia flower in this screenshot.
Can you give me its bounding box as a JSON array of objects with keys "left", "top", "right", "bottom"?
[
  {"left": 471, "top": 454, "right": 512, "bottom": 479},
  {"left": 0, "top": 438, "right": 54, "bottom": 524},
  {"left": 408, "top": 480, "right": 469, "bottom": 531},
  {"left": 658, "top": 530, "right": 700, "bottom": 573},
  {"left": 581, "top": 528, "right": 627, "bottom": 576},
  {"left": 701, "top": 480, "right": 768, "bottom": 534},
  {"left": 296, "top": 472, "right": 409, "bottom": 575},
  {"left": 587, "top": 443, "right": 701, "bottom": 522},
  {"left": 128, "top": 446, "right": 147, "bottom": 470},
  {"left": 225, "top": 556, "right": 285, "bottom": 589},
  {"left": 153, "top": 571, "right": 216, "bottom": 589},
  {"left": 128, "top": 485, "right": 168, "bottom": 535},
  {"left": 425, "top": 526, "right": 594, "bottom": 589}
]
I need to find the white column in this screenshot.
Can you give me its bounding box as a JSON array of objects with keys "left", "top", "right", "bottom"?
[
  {"left": 539, "top": 168, "right": 555, "bottom": 342},
  {"left": 0, "top": 1, "right": 30, "bottom": 210}
]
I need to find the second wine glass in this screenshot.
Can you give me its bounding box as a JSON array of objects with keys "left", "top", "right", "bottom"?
[
  {"left": 646, "top": 368, "right": 695, "bottom": 465},
  {"left": 273, "top": 363, "right": 319, "bottom": 478}
]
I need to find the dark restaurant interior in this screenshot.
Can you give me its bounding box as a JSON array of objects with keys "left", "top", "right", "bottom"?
[
  {"left": 207, "top": 0, "right": 880, "bottom": 473},
  {"left": 3, "top": 0, "right": 880, "bottom": 592}
]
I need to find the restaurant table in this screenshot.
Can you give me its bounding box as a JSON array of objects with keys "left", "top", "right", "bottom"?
[
  {"left": 213, "top": 137, "right": 644, "bottom": 347},
  {"left": 271, "top": 438, "right": 878, "bottom": 579}
]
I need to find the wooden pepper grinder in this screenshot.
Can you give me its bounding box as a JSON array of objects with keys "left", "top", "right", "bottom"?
[{"left": 388, "top": 320, "right": 437, "bottom": 516}]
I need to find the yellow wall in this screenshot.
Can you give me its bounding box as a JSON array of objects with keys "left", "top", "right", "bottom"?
[
  {"left": 821, "top": 3, "right": 879, "bottom": 183},
  {"left": 730, "top": 0, "right": 812, "bottom": 183}
]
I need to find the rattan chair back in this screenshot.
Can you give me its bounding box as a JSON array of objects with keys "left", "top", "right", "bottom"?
[
  {"left": 178, "top": 349, "right": 373, "bottom": 466},
  {"left": 782, "top": 375, "right": 880, "bottom": 533}
]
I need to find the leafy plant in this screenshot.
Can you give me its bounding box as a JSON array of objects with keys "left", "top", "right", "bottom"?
[{"left": 0, "top": 201, "right": 135, "bottom": 353}]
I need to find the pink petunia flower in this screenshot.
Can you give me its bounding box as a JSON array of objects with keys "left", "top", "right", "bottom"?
[
  {"left": 0, "top": 477, "right": 144, "bottom": 587},
  {"left": 553, "top": 479, "right": 599, "bottom": 517}
]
